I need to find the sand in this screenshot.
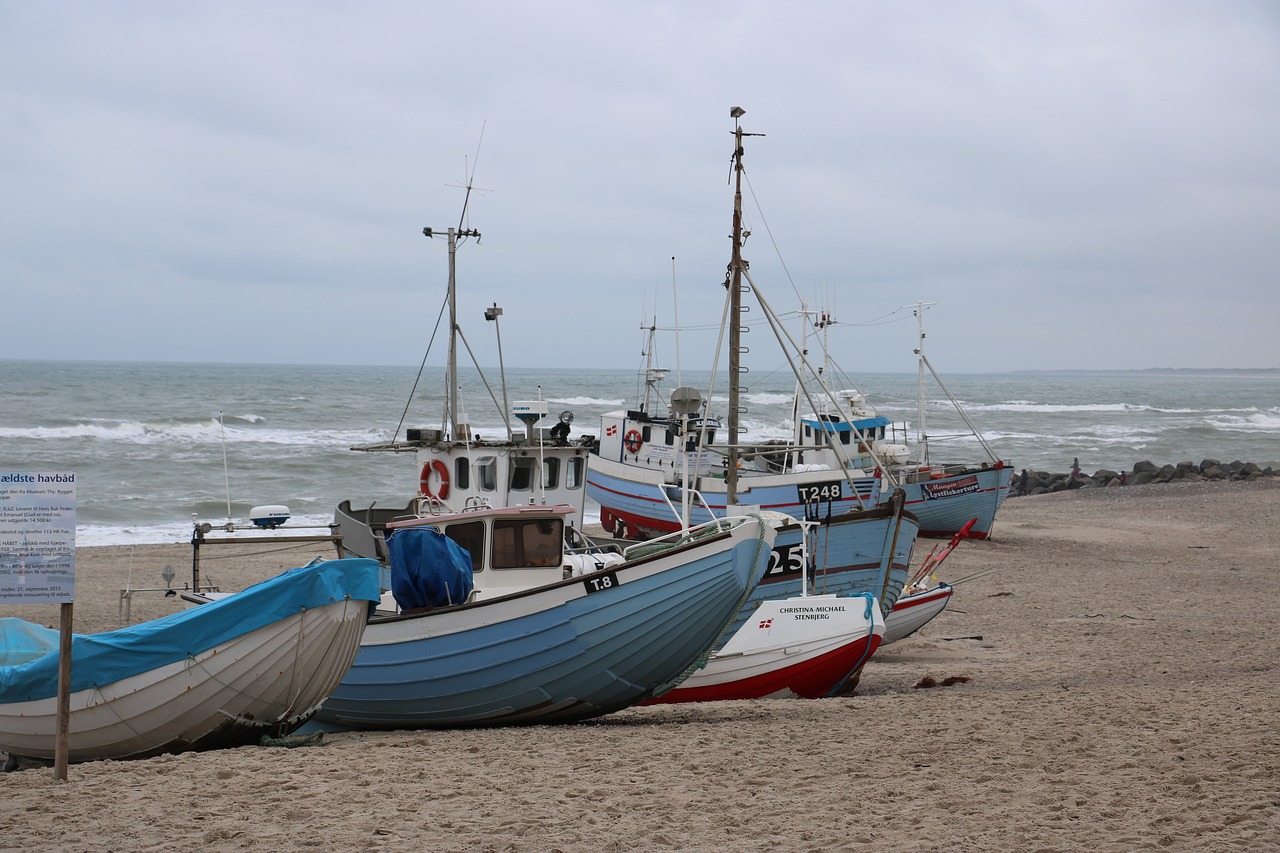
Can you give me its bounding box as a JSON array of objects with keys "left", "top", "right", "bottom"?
[{"left": 2, "top": 481, "right": 1278, "bottom": 851}]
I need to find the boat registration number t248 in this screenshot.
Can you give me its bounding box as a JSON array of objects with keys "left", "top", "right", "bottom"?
[
  {"left": 797, "top": 481, "right": 842, "bottom": 503},
  {"left": 583, "top": 571, "right": 621, "bottom": 594}
]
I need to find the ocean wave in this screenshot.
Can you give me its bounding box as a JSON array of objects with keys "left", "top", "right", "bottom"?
[
  {"left": 0, "top": 419, "right": 388, "bottom": 447},
  {"left": 547, "top": 396, "right": 627, "bottom": 408},
  {"left": 743, "top": 392, "right": 794, "bottom": 406},
  {"left": 78, "top": 507, "right": 605, "bottom": 548},
  {"left": 1207, "top": 410, "right": 1280, "bottom": 432},
  {"left": 963, "top": 401, "right": 1160, "bottom": 414}
]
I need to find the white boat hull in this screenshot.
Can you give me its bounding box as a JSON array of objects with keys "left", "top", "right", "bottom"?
[
  {"left": 882, "top": 584, "right": 954, "bottom": 645},
  {"left": 648, "top": 594, "right": 885, "bottom": 702},
  {"left": 0, "top": 597, "right": 369, "bottom": 763}
]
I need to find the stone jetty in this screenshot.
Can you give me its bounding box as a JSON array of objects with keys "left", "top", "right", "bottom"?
[{"left": 1012, "top": 458, "right": 1277, "bottom": 497}]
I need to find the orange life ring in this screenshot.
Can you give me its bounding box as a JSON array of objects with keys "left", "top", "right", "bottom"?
[
  {"left": 419, "top": 459, "right": 450, "bottom": 500},
  {"left": 623, "top": 429, "right": 643, "bottom": 454}
]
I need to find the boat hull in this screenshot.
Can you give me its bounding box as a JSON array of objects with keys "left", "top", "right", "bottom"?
[
  {"left": 314, "top": 517, "right": 777, "bottom": 730},
  {"left": 647, "top": 593, "right": 885, "bottom": 703},
  {"left": 0, "top": 560, "right": 380, "bottom": 763},
  {"left": 896, "top": 466, "right": 1011, "bottom": 539},
  {"left": 586, "top": 456, "right": 879, "bottom": 540},
  {"left": 882, "top": 583, "right": 954, "bottom": 645},
  {"left": 589, "top": 460, "right": 919, "bottom": 620}
]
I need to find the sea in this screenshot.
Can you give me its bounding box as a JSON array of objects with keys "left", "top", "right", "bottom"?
[{"left": 2, "top": 359, "right": 1277, "bottom": 547}]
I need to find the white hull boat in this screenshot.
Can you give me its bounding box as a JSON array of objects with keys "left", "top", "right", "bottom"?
[{"left": 0, "top": 559, "right": 380, "bottom": 764}]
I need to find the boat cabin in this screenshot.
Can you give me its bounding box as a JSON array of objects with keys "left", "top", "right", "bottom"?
[
  {"left": 595, "top": 408, "right": 724, "bottom": 476},
  {"left": 381, "top": 503, "right": 622, "bottom": 604}
]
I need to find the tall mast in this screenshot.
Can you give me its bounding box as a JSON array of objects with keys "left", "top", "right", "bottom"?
[
  {"left": 446, "top": 227, "right": 460, "bottom": 437},
  {"left": 423, "top": 224, "right": 481, "bottom": 439},
  {"left": 430, "top": 143, "right": 485, "bottom": 441},
  {"left": 724, "top": 107, "right": 763, "bottom": 504},
  {"left": 912, "top": 300, "right": 934, "bottom": 463}
]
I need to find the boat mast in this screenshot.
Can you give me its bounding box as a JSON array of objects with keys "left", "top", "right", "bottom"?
[
  {"left": 422, "top": 225, "right": 481, "bottom": 440},
  {"left": 912, "top": 300, "right": 935, "bottom": 464},
  {"left": 639, "top": 316, "right": 667, "bottom": 415},
  {"left": 725, "top": 107, "right": 763, "bottom": 505},
  {"left": 428, "top": 146, "right": 485, "bottom": 442}
]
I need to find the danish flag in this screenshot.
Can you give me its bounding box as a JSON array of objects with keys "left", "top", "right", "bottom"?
[
  {"left": 606, "top": 425, "right": 618, "bottom": 437},
  {"left": 758, "top": 618, "right": 773, "bottom": 629}
]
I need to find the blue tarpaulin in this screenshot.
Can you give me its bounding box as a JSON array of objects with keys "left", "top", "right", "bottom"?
[
  {"left": 0, "top": 619, "right": 59, "bottom": 667},
  {"left": 0, "top": 558, "right": 382, "bottom": 703},
  {"left": 387, "top": 526, "right": 474, "bottom": 610}
]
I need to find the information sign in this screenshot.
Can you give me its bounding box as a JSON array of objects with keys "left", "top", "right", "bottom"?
[{"left": 0, "top": 472, "right": 77, "bottom": 604}]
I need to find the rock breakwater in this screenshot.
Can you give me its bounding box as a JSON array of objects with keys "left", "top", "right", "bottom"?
[{"left": 1011, "top": 458, "right": 1276, "bottom": 497}]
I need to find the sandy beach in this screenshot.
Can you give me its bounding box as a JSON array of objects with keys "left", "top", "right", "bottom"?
[{"left": 3, "top": 480, "right": 1278, "bottom": 851}]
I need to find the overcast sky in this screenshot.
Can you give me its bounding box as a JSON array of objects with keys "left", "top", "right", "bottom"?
[{"left": 2, "top": 1, "right": 1277, "bottom": 374}]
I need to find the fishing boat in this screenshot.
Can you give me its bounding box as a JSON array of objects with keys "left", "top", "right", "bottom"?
[
  {"left": 0, "top": 558, "right": 380, "bottom": 765},
  {"left": 314, "top": 499, "right": 778, "bottom": 722},
  {"left": 314, "top": 505, "right": 779, "bottom": 729},
  {"left": 882, "top": 583, "right": 954, "bottom": 645},
  {"left": 585, "top": 107, "right": 919, "bottom": 615},
  {"left": 880, "top": 518, "right": 975, "bottom": 644},
  {"left": 645, "top": 518, "right": 885, "bottom": 703}
]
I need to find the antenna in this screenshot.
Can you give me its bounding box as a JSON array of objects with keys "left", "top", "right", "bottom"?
[
  {"left": 671, "top": 256, "right": 682, "bottom": 389},
  {"left": 453, "top": 122, "right": 491, "bottom": 235},
  {"left": 426, "top": 127, "right": 489, "bottom": 439}
]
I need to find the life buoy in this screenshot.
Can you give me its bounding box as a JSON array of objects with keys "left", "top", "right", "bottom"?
[
  {"left": 419, "top": 459, "right": 450, "bottom": 500},
  {"left": 623, "top": 429, "right": 643, "bottom": 454}
]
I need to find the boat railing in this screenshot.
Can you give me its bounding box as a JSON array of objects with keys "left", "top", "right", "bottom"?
[
  {"left": 459, "top": 496, "right": 494, "bottom": 513},
  {"left": 395, "top": 494, "right": 457, "bottom": 518},
  {"left": 563, "top": 524, "right": 624, "bottom": 558},
  {"left": 621, "top": 515, "right": 742, "bottom": 562},
  {"left": 188, "top": 520, "right": 347, "bottom": 596},
  {"left": 657, "top": 484, "right": 717, "bottom": 529}
]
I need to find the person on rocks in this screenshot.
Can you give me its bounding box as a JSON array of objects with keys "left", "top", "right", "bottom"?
[
  {"left": 1018, "top": 468, "right": 1029, "bottom": 496},
  {"left": 1071, "top": 457, "right": 1081, "bottom": 481}
]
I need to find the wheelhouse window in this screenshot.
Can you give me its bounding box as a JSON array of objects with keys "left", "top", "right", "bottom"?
[
  {"left": 454, "top": 458, "right": 470, "bottom": 491},
  {"left": 542, "top": 457, "right": 560, "bottom": 490},
  {"left": 566, "top": 457, "right": 585, "bottom": 489},
  {"left": 510, "top": 456, "right": 537, "bottom": 492},
  {"left": 442, "top": 520, "right": 486, "bottom": 573},
  {"left": 492, "top": 517, "right": 563, "bottom": 568},
  {"left": 476, "top": 457, "right": 497, "bottom": 492}
]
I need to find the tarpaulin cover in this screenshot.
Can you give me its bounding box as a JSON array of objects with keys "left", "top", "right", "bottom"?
[
  {"left": 0, "top": 558, "right": 382, "bottom": 703},
  {"left": 387, "top": 526, "right": 474, "bottom": 610},
  {"left": 0, "top": 619, "right": 59, "bottom": 667}
]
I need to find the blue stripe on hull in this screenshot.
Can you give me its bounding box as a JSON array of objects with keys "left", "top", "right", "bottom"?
[{"left": 585, "top": 471, "right": 877, "bottom": 534}]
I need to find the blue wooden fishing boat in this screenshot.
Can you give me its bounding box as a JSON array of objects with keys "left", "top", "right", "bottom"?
[{"left": 313, "top": 507, "right": 777, "bottom": 730}]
